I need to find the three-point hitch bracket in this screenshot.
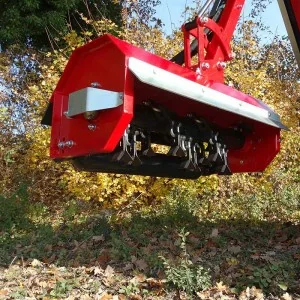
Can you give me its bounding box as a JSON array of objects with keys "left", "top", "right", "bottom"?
[{"left": 181, "top": 0, "right": 245, "bottom": 83}]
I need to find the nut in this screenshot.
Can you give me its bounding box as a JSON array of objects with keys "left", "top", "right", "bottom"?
[
  {"left": 201, "top": 62, "right": 210, "bottom": 70},
  {"left": 65, "top": 140, "right": 75, "bottom": 148},
  {"left": 91, "top": 82, "right": 101, "bottom": 88},
  {"left": 88, "top": 124, "right": 96, "bottom": 131},
  {"left": 217, "top": 62, "right": 227, "bottom": 70}
]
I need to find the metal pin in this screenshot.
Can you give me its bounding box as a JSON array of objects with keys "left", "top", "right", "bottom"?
[
  {"left": 91, "top": 82, "right": 101, "bottom": 88},
  {"left": 88, "top": 124, "right": 96, "bottom": 131},
  {"left": 201, "top": 17, "right": 209, "bottom": 23},
  {"left": 201, "top": 62, "right": 210, "bottom": 70},
  {"left": 58, "top": 142, "right": 65, "bottom": 149},
  {"left": 65, "top": 140, "right": 75, "bottom": 148},
  {"left": 217, "top": 62, "right": 227, "bottom": 70}
]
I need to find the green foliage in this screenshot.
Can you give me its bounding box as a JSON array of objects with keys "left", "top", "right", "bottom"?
[
  {"left": 0, "top": 0, "right": 122, "bottom": 49},
  {"left": 110, "top": 232, "right": 132, "bottom": 261},
  {"left": 161, "top": 229, "right": 211, "bottom": 296},
  {"left": 50, "top": 279, "right": 77, "bottom": 298},
  {"left": 244, "top": 261, "right": 299, "bottom": 294},
  {"left": 62, "top": 199, "right": 81, "bottom": 221},
  {"left": 119, "top": 283, "right": 140, "bottom": 297},
  {"left": 158, "top": 188, "right": 200, "bottom": 226},
  {"left": 0, "top": 201, "right": 299, "bottom": 298},
  {"left": 0, "top": 184, "right": 31, "bottom": 231}
]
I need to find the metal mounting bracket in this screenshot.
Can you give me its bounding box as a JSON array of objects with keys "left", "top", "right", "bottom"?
[{"left": 65, "top": 87, "right": 123, "bottom": 117}]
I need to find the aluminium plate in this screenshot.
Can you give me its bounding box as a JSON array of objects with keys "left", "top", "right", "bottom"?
[
  {"left": 66, "top": 87, "right": 123, "bottom": 117},
  {"left": 128, "top": 57, "right": 285, "bottom": 129}
]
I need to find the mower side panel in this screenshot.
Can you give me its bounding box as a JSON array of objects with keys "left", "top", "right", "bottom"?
[{"left": 50, "top": 37, "right": 134, "bottom": 158}]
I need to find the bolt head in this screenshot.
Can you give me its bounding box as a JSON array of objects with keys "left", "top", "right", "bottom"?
[
  {"left": 201, "top": 17, "right": 208, "bottom": 23},
  {"left": 91, "top": 82, "right": 101, "bottom": 88},
  {"left": 84, "top": 111, "right": 99, "bottom": 120},
  {"left": 88, "top": 124, "right": 96, "bottom": 131},
  {"left": 201, "top": 62, "right": 210, "bottom": 70},
  {"left": 65, "top": 140, "right": 74, "bottom": 148},
  {"left": 217, "top": 62, "right": 227, "bottom": 70},
  {"left": 58, "top": 142, "right": 65, "bottom": 149}
]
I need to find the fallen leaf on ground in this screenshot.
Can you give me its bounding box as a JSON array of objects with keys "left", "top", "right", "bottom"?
[
  {"left": 99, "top": 292, "right": 113, "bottom": 300},
  {"left": 211, "top": 228, "right": 219, "bottom": 238},
  {"left": 0, "top": 289, "right": 9, "bottom": 296},
  {"left": 131, "top": 273, "right": 146, "bottom": 283},
  {"left": 281, "top": 293, "right": 293, "bottom": 300},
  {"left": 94, "top": 266, "right": 103, "bottom": 276},
  {"left": 129, "top": 295, "right": 142, "bottom": 300},
  {"left": 104, "top": 265, "right": 114, "bottom": 278},
  {"left": 277, "top": 234, "right": 288, "bottom": 242},
  {"left": 123, "top": 263, "right": 134, "bottom": 271},
  {"left": 31, "top": 259, "right": 43, "bottom": 267},
  {"left": 93, "top": 235, "right": 105, "bottom": 242},
  {"left": 98, "top": 251, "right": 111, "bottom": 267},
  {"left": 216, "top": 281, "right": 228, "bottom": 292},
  {"left": 228, "top": 246, "right": 241, "bottom": 254},
  {"left": 135, "top": 259, "right": 148, "bottom": 271}
]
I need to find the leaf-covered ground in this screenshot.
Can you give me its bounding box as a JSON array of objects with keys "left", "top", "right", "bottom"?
[{"left": 0, "top": 199, "right": 300, "bottom": 300}]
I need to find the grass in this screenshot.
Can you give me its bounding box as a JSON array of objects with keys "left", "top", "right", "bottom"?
[{"left": 0, "top": 189, "right": 299, "bottom": 299}]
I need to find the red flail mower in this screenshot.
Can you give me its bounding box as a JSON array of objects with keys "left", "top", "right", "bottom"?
[{"left": 42, "top": 0, "right": 292, "bottom": 179}]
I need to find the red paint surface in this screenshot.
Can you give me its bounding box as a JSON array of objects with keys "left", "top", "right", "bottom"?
[
  {"left": 291, "top": 0, "right": 300, "bottom": 29},
  {"left": 49, "top": 0, "right": 282, "bottom": 174}
]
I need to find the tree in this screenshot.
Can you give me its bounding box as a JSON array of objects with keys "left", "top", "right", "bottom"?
[{"left": 0, "top": 0, "right": 122, "bottom": 50}]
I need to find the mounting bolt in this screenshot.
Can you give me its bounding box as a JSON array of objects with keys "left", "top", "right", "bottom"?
[
  {"left": 65, "top": 140, "right": 75, "bottom": 148},
  {"left": 217, "top": 61, "right": 227, "bottom": 70},
  {"left": 240, "top": 160, "right": 244, "bottom": 165},
  {"left": 195, "top": 67, "right": 201, "bottom": 77},
  {"left": 201, "top": 17, "right": 208, "bottom": 23},
  {"left": 88, "top": 124, "right": 96, "bottom": 131},
  {"left": 187, "top": 113, "right": 193, "bottom": 118},
  {"left": 58, "top": 141, "right": 65, "bottom": 149},
  {"left": 91, "top": 82, "right": 101, "bottom": 88},
  {"left": 201, "top": 62, "right": 210, "bottom": 70},
  {"left": 236, "top": 4, "right": 243, "bottom": 9}
]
